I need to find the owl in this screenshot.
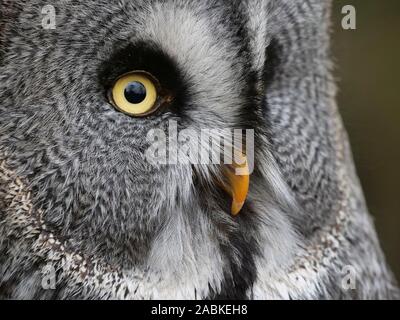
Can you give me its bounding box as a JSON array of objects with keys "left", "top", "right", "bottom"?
[{"left": 0, "top": 0, "right": 398, "bottom": 300}]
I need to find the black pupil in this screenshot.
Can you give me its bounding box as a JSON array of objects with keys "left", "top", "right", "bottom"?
[{"left": 124, "top": 81, "right": 147, "bottom": 104}]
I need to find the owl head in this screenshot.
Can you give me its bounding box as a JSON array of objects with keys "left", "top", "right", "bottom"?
[{"left": 0, "top": 0, "right": 341, "bottom": 299}]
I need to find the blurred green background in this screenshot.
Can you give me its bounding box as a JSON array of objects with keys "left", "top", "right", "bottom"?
[{"left": 332, "top": 0, "right": 400, "bottom": 281}]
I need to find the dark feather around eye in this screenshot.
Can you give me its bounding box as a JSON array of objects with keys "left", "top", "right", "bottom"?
[
  {"left": 98, "top": 41, "right": 189, "bottom": 116},
  {"left": 263, "top": 38, "right": 282, "bottom": 89}
]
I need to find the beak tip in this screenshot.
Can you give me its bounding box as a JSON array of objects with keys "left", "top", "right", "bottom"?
[{"left": 231, "top": 201, "right": 245, "bottom": 216}]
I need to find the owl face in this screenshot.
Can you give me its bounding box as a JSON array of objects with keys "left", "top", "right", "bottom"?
[
  {"left": 0, "top": 0, "right": 267, "bottom": 266},
  {"left": 2, "top": 0, "right": 372, "bottom": 300}
]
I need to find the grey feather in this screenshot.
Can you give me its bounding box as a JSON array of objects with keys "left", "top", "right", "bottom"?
[{"left": 0, "top": 0, "right": 398, "bottom": 299}]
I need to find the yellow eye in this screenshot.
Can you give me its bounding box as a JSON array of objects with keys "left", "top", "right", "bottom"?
[{"left": 109, "top": 72, "right": 159, "bottom": 117}]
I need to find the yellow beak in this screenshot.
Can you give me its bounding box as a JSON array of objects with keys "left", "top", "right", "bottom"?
[{"left": 223, "top": 154, "right": 250, "bottom": 216}]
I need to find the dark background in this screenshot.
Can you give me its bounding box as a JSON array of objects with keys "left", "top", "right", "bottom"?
[{"left": 332, "top": 0, "right": 399, "bottom": 280}]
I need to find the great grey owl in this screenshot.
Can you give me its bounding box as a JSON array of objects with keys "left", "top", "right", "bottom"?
[{"left": 0, "top": 0, "right": 398, "bottom": 300}]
